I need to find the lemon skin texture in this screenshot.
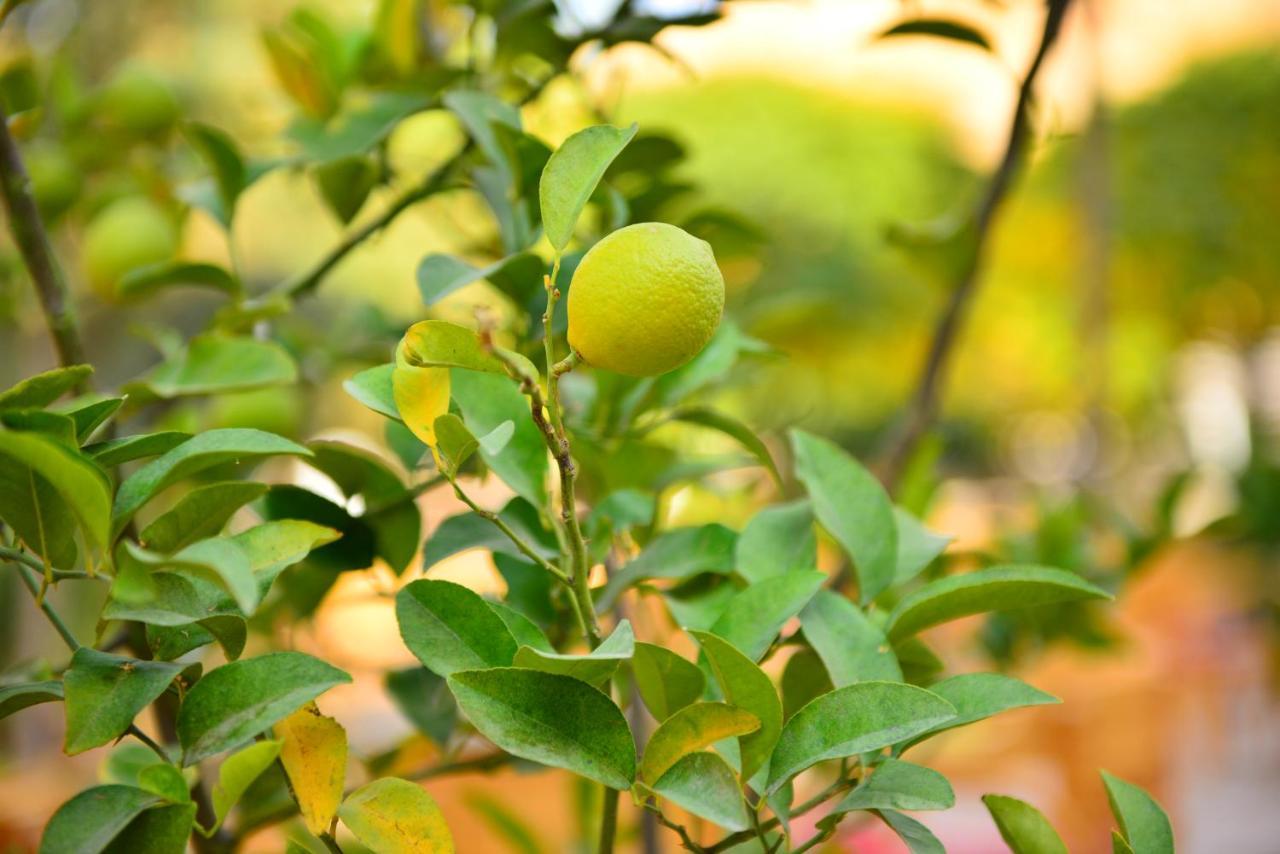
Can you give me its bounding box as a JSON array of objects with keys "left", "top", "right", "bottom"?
[
  {"left": 567, "top": 222, "right": 724, "bottom": 377},
  {"left": 82, "top": 196, "right": 178, "bottom": 299}
]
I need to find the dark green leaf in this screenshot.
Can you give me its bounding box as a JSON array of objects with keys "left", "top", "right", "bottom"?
[
  {"left": 103, "top": 802, "right": 195, "bottom": 854},
  {"left": 1101, "top": 771, "right": 1175, "bottom": 854},
  {"left": 691, "top": 631, "right": 782, "bottom": 782},
  {"left": 117, "top": 262, "right": 240, "bottom": 301},
  {"left": 186, "top": 122, "right": 247, "bottom": 226},
  {"left": 451, "top": 369, "right": 546, "bottom": 505},
  {"left": 0, "top": 365, "right": 92, "bottom": 409},
  {"left": 122, "top": 538, "right": 259, "bottom": 615},
  {"left": 790, "top": 430, "right": 896, "bottom": 604},
  {"left": 799, "top": 590, "right": 902, "bottom": 685},
  {"left": 539, "top": 123, "right": 637, "bottom": 251},
  {"left": 448, "top": 668, "right": 636, "bottom": 789},
  {"left": 139, "top": 482, "right": 268, "bottom": 553},
  {"left": 780, "top": 648, "right": 833, "bottom": 722},
  {"left": 396, "top": 579, "right": 518, "bottom": 676},
  {"left": 0, "top": 426, "right": 111, "bottom": 558},
  {"left": 765, "top": 682, "right": 955, "bottom": 794},
  {"left": 314, "top": 155, "right": 377, "bottom": 224},
  {"left": 735, "top": 501, "right": 815, "bottom": 585},
  {"left": 982, "top": 794, "right": 1068, "bottom": 854},
  {"left": 417, "top": 252, "right": 543, "bottom": 307},
  {"left": 176, "top": 652, "right": 351, "bottom": 765},
  {"left": 708, "top": 571, "right": 825, "bottom": 662},
  {"left": 631, "top": 642, "right": 704, "bottom": 721},
  {"left": 39, "top": 786, "right": 161, "bottom": 854},
  {"left": 884, "top": 565, "right": 1113, "bottom": 641},
  {"left": 112, "top": 429, "right": 311, "bottom": 536},
  {"left": 63, "top": 648, "right": 183, "bottom": 755},
  {"left": 0, "top": 680, "right": 63, "bottom": 721},
  {"left": 422, "top": 498, "right": 557, "bottom": 568},
  {"left": 898, "top": 673, "right": 1059, "bottom": 752},
  {"left": 597, "top": 524, "right": 736, "bottom": 610},
  {"left": 385, "top": 667, "right": 457, "bottom": 746},
  {"left": 652, "top": 752, "right": 750, "bottom": 832},
  {"left": 85, "top": 432, "right": 190, "bottom": 467},
  {"left": 514, "top": 620, "right": 632, "bottom": 685}
]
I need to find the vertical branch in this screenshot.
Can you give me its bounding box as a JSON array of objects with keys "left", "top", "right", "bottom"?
[
  {"left": 0, "top": 104, "right": 88, "bottom": 375},
  {"left": 878, "top": 0, "right": 1074, "bottom": 491}
]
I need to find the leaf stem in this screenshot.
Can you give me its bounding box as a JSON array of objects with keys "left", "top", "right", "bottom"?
[
  {"left": 0, "top": 102, "right": 88, "bottom": 378},
  {"left": 877, "top": 0, "right": 1074, "bottom": 491},
  {"left": 127, "top": 724, "right": 171, "bottom": 762},
  {"left": 6, "top": 552, "right": 80, "bottom": 651},
  {"left": 319, "top": 832, "right": 345, "bottom": 854},
  {"left": 443, "top": 473, "right": 569, "bottom": 584}
]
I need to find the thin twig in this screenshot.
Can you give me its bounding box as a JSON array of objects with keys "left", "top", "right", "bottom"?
[
  {"left": 0, "top": 103, "right": 87, "bottom": 375},
  {"left": 444, "top": 473, "right": 569, "bottom": 583},
  {"left": 645, "top": 804, "right": 706, "bottom": 852},
  {"left": 8, "top": 556, "right": 80, "bottom": 651},
  {"left": 703, "top": 774, "right": 856, "bottom": 854},
  {"left": 878, "top": 0, "right": 1074, "bottom": 491}
]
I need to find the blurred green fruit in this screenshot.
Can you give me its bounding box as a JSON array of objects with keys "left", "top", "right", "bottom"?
[
  {"left": 208, "top": 386, "right": 303, "bottom": 438},
  {"left": 99, "top": 65, "right": 180, "bottom": 136},
  {"left": 82, "top": 196, "right": 178, "bottom": 299},
  {"left": 25, "top": 143, "right": 81, "bottom": 219}
]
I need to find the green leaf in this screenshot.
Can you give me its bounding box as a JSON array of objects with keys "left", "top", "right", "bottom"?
[
  {"left": 233, "top": 519, "right": 341, "bottom": 582},
  {"left": 417, "top": 252, "right": 542, "bottom": 307},
  {"left": 894, "top": 507, "right": 951, "bottom": 585},
  {"left": 102, "top": 802, "right": 195, "bottom": 854},
  {"left": 211, "top": 740, "right": 283, "bottom": 832},
  {"left": 128, "top": 334, "right": 298, "bottom": 400},
  {"left": 385, "top": 667, "right": 457, "bottom": 746},
  {"left": 669, "top": 407, "right": 781, "bottom": 486},
  {"left": 338, "top": 777, "right": 454, "bottom": 854},
  {"left": 140, "top": 482, "right": 268, "bottom": 553},
  {"left": 487, "top": 600, "right": 553, "bottom": 653},
  {"left": 314, "top": 155, "right": 378, "bottom": 224},
  {"left": 640, "top": 701, "right": 759, "bottom": 783},
  {"left": 884, "top": 565, "right": 1113, "bottom": 641},
  {"left": 735, "top": 501, "right": 815, "bottom": 585},
  {"left": 85, "top": 431, "right": 190, "bottom": 467},
  {"left": 0, "top": 426, "right": 111, "bottom": 559},
  {"left": 708, "top": 571, "right": 825, "bottom": 662},
  {"left": 422, "top": 499, "right": 558, "bottom": 568},
  {"left": 1101, "top": 771, "right": 1175, "bottom": 854},
  {"left": 399, "top": 319, "right": 508, "bottom": 373},
  {"left": 448, "top": 668, "right": 635, "bottom": 789},
  {"left": 982, "top": 794, "right": 1068, "bottom": 854},
  {"left": 39, "top": 785, "right": 161, "bottom": 854},
  {"left": 186, "top": 122, "right": 247, "bottom": 226},
  {"left": 112, "top": 429, "right": 312, "bottom": 536},
  {"left": 781, "top": 647, "right": 833, "bottom": 721},
  {"left": 652, "top": 752, "right": 750, "bottom": 832},
  {"left": 898, "top": 673, "right": 1059, "bottom": 752},
  {"left": 0, "top": 408, "right": 77, "bottom": 444},
  {"left": 765, "top": 682, "right": 955, "bottom": 794},
  {"left": 597, "top": 524, "right": 736, "bottom": 610},
  {"left": 396, "top": 579, "right": 518, "bottom": 676},
  {"left": 176, "top": 652, "right": 351, "bottom": 765},
  {"left": 117, "top": 261, "right": 240, "bottom": 301},
  {"left": 880, "top": 18, "right": 991, "bottom": 51},
  {"left": 343, "top": 364, "right": 399, "bottom": 421},
  {"left": 1114, "top": 831, "right": 1137, "bottom": 854},
  {"left": 799, "top": 590, "right": 902, "bottom": 685},
  {"left": 444, "top": 89, "right": 521, "bottom": 181},
  {"left": 631, "top": 642, "right": 704, "bottom": 721},
  {"left": 876, "top": 809, "right": 945, "bottom": 854},
  {"left": 63, "top": 648, "right": 183, "bottom": 755},
  {"left": 56, "top": 395, "right": 123, "bottom": 442},
  {"left": 790, "top": 430, "right": 897, "bottom": 604},
  {"left": 137, "top": 763, "right": 191, "bottom": 803},
  {"left": 514, "top": 620, "right": 633, "bottom": 685},
  {"left": 539, "top": 123, "right": 637, "bottom": 251},
  {"left": 0, "top": 680, "right": 63, "bottom": 721},
  {"left": 123, "top": 538, "right": 260, "bottom": 615},
  {"left": 690, "top": 631, "right": 782, "bottom": 782},
  {"left": 829, "top": 758, "right": 954, "bottom": 815},
  {"left": 0, "top": 365, "right": 92, "bottom": 409},
  {"left": 451, "top": 369, "right": 546, "bottom": 505},
  {"left": 433, "top": 414, "right": 479, "bottom": 476}
]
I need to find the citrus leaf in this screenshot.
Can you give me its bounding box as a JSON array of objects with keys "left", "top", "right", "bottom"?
[
  {"left": 186, "top": 122, "right": 247, "bottom": 226},
  {"left": 112, "top": 429, "right": 311, "bottom": 536},
  {"left": 63, "top": 648, "right": 183, "bottom": 755},
  {"left": 399, "top": 320, "right": 507, "bottom": 373},
  {"left": 640, "top": 701, "right": 759, "bottom": 783},
  {"left": 884, "top": 565, "right": 1113, "bottom": 641},
  {"left": 140, "top": 482, "right": 268, "bottom": 553},
  {"left": 396, "top": 579, "right": 518, "bottom": 677},
  {"left": 211, "top": 740, "right": 283, "bottom": 832},
  {"left": 1101, "top": 771, "right": 1175, "bottom": 854},
  {"left": 893, "top": 507, "right": 951, "bottom": 585},
  {"left": 55, "top": 395, "right": 123, "bottom": 442},
  {"left": 487, "top": 600, "right": 553, "bottom": 653},
  {"left": 790, "top": 430, "right": 897, "bottom": 604},
  {"left": 898, "top": 673, "right": 1058, "bottom": 752},
  {"left": 0, "top": 426, "right": 111, "bottom": 557},
  {"left": 84, "top": 431, "right": 190, "bottom": 467},
  {"left": 539, "top": 123, "right": 637, "bottom": 252},
  {"left": 127, "top": 334, "right": 298, "bottom": 399},
  {"left": 597, "top": 524, "right": 736, "bottom": 610},
  {"left": 417, "top": 251, "right": 542, "bottom": 307},
  {"left": 765, "top": 682, "right": 955, "bottom": 795},
  {"left": 631, "top": 642, "right": 704, "bottom": 721},
  {"left": 39, "top": 785, "right": 161, "bottom": 854},
  {"left": 876, "top": 809, "right": 945, "bottom": 854},
  {"left": 0, "top": 680, "right": 63, "bottom": 721},
  {"left": 0, "top": 365, "right": 92, "bottom": 409},
  {"left": 829, "top": 758, "right": 954, "bottom": 815},
  {"left": 982, "top": 794, "right": 1068, "bottom": 854},
  {"left": 117, "top": 261, "right": 240, "bottom": 301},
  {"left": 781, "top": 647, "right": 833, "bottom": 722},
  {"left": 276, "top": 703, "right": 347, "bottom": 837},
  {"left": 799, "top": 590, "right": 902, "bottom": 686},
  {"left": 708, "top": 571, "right": 825, "bottom": 662},
  {"left": 176, "top": 652, "right": 351, "bottom": 765},
  {"left": 448, "top": 668, "right": 636, "bottom": 789},
  {"left": 690, "top": 630, "right": 782, "bottom": 782},
  {"left": 514, "top": 619, "right": 633, "bottom": 686},
  {"left": 669, "top": 406, "right": 781, "bottom": 486},
  {"left": 451, "top": 369, "right": 546, "bottom": 505},
  {"left": 735, "top": 501, "right": 816, "bottom": 585},
  {"left": 392, "top": 338, "right": 449, "bottom": 449},
  {"left": 385, "top": 668, "right": 457, "bottom": 747},
  {"left": 343, "top": 364, "right": 399, "bottom": 421},
  {"left": 338, "top": 777, "right": 454, "bottom": 854},
  {"left": 103, "top": 802, "right": 196, "bottom": 854},
  {"left": 652, "top": 752, "right": 750, "bottom": 832},
  {"left": 136, "top": 764, "right": 190, "bottom": 804},
  {"left": 123, "top": 538, "right": 260, "bottom": 615}
]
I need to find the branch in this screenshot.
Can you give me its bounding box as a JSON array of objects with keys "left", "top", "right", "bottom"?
[
  {"left": 6, "top": 554, "right": 80, "bottom": 651},
  {"left": 0, "top": 103, "right": 88, "bottom": 377},
  {"left": 878, "top": 0, "right": 1074, "bottom": 491},
  {"left": 444, "top": 473, "right": 569, "bottom": 584},
  {"left": 702, "top": 774, "right": 856, "bottom": 854}
]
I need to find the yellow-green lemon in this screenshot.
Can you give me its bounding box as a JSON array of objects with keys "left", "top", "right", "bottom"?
[
  {"left": 567, "top": 222, "right": 724, "bottom": 377},
  {"left": 99, "top": 65, "right": 180, "bottom": 136},
  {"left": 26, "top": 143, "right": 81, "bottom": 220},
  {"left": 82, "top": 196, "right": 178, "bottom": 299}
]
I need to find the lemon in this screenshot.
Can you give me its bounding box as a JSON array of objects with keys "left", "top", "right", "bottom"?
[
  {"left": 567, "top": 222, "right": 724, "bottom": 377},
  {"left": 82, "top": 196, "right": 178, "bottom": 299},
  {"left": 100, "top": 65, "right": 180, "bottom": 136}
]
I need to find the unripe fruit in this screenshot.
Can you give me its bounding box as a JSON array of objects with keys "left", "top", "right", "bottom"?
[
  {"left": 25, "top": 143, "right": 80, "bottom": 220},
  {"left": 99, "top": 65, "right": 179, "bottom": 136},
  {"left": 82, "top": 196, "right": 178, "bottom": 299},
  {"left": 567, "top": 222, "right": 724, "bottom": 377}
]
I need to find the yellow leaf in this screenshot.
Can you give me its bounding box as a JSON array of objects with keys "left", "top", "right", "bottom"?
[
  {"left": 393, "top": 335, "right": 450, "bottom": 449},
  {"left": 275, "top": 702, "right": 347, "bottom": 836},
  {"left": 339, "top": 777, "right": 453, "bottom": 853}
]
